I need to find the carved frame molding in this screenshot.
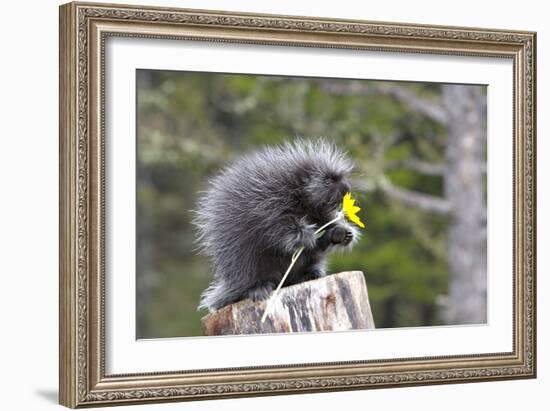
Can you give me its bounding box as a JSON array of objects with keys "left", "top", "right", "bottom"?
[{"left": 59, "top": 2, "right": 536, "bottom": 407}]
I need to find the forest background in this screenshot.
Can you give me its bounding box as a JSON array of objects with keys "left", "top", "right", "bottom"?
[{"left": 136, "top": 70, "right": 487, "bottom": 338}]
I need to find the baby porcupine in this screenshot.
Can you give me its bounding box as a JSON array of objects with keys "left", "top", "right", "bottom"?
[{"left": 194, "top": 138, "right": 359, "bottom": 312}]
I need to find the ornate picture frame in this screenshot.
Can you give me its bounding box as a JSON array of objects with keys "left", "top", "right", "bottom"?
[{"left": 59, "top": 1, "right": 536, "bottom": 407}]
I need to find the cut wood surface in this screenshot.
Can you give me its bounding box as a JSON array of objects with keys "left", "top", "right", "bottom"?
[{"left": 201, "top": 271, "right": 375, "bottom": 336}]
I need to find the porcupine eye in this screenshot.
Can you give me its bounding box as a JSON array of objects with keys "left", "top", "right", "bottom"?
[{"left": 324, "top": 174, "right": 338, "bottom": 185}]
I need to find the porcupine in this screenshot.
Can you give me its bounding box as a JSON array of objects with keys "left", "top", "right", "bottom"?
[{"left": 193, "top": 138, "right": 360, "bottom": 312}]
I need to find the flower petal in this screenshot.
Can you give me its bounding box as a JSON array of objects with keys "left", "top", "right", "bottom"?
[{"left": 342, "top": 192, "right": 365, "bottom": 228}]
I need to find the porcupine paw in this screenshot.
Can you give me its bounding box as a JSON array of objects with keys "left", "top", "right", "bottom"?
[
  {"left": 329, "top": 225, "right": 354, "bottom": 246},
  {"left": 248, "top": 283, "right": 274, "bottom": 302},
  {"left": 343, "top": 230, "right": 354, "bottom": 246},
  {"left": 302, "top": 269, "right": 326, "bottom": 282}
]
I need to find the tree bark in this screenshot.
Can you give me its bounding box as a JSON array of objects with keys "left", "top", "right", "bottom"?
[
  {"left": 202, "top": 271, "right": 375, "bottom": 335},
  {"left": 442, "top": 85, "right": 487, "bottom": 324}
]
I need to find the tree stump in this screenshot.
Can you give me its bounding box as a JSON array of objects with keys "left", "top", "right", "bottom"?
[{"left": 201, "top": 271, "right": 375, "bottom": 336}]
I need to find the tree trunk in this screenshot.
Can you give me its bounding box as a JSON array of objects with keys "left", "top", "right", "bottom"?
[
  {"left": 202, "top": 271, "right": 375, "bottom": 336},
  {"left": 442, "top": 85, "right": 487, "bottom": 324}
]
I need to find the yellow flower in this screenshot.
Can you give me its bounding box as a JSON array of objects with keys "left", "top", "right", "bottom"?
[{"left": 342, "top": 192, "right": 365, "bottom": 228}]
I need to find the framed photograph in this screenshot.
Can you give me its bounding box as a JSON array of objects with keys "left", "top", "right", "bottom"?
[{"left": 59, "top": 1, "right": 537, "bottom": 408}]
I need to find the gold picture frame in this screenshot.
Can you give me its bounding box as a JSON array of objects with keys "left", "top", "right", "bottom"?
[{"left": 59, "top": 1, "right": 536, "bottom": 408}]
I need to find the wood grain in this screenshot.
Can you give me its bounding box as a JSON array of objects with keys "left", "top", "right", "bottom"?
[{"left": 202, "top": 271, "right": 375, "bottom": 335}]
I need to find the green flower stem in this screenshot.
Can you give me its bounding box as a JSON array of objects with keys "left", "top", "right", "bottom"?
[
  {"left": 314, "top": 212, "right": 344, "bottom": 235},
  {"left": 261, "top": 211, "right": 344, "bottom": 323}
]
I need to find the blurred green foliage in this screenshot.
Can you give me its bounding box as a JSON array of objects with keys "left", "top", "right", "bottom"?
[{"left": 136, "top": 70, "right": 449, "bottom": 338}]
